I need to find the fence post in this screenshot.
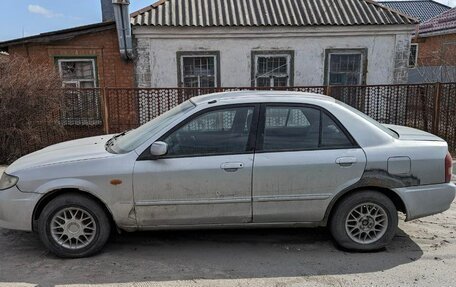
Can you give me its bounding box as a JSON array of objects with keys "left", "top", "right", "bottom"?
[
  {"left": 101, "top": 87, "right": 110, "bottom": 134},
  {"left": 432, "top": 82, "right": 441, "bottom": 135},
  {"left": 326, "top": 85, "right": 332, "bottom": 97}
]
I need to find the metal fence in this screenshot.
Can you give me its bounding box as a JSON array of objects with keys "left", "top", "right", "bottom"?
[{"left": 1, "top": 83, "right": 455, "bottom": 163}]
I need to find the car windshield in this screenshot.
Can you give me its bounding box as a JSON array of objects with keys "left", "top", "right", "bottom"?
[
  {"left": 337, "top": 101, "right": 399, "bottom": 139},
  {"left": 107, "top": 100, "right": 196, "bottom": 154}
]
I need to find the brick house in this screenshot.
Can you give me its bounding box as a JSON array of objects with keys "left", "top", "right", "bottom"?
[
  {"left": 0, "top": 1, "right": 135, "bottom": 131},
  {"left": 408, "top": 8, "right": 456, "bottom": 83},
  {"left": 0, "top": 22, "right": 134, "bottom": 89}
]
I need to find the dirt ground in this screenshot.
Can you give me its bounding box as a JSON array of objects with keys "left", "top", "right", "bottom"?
[{"left": 1, "top": 165, "right": 456, "bottom": 287}]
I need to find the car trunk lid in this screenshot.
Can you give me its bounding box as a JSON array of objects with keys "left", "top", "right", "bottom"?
[{"left": 383, "top": 124, "right": 445, "bottom": 142}]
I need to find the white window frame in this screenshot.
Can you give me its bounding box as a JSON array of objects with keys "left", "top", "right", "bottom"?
[
  {"left": 180, "top": 55, "right": 218, "bottom": 88},
  {"left": 327, "top": 51, "right": 365, "bottom": 86},
  {"left": 409, "top": 43, "right": 419, "bottom": 68},
  {"left": 254, "top": 53, "right": 292, "bottom": 87},
  {"left": 57, "top": 58, "right": 97, "bottom": 88},
  {"left": 57, "top": 58, "right": 100, "bottom": 126}
]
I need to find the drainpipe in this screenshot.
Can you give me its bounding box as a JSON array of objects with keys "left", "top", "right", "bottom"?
[{"left": 112, "top": 0, "right": 133, "bottom": 60}]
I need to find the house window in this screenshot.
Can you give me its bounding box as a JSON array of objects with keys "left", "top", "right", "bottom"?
[
  {"left": 252, "top": 51, "right": 294, "bottom": 87},
  {"left": 178, "top": 52, "right": 220, "bottom": 88},
  {"left": 57, "top": 58, "right": 101, "bottom": 125},
  {"left": 409, "top": 44, "right": 418, "bottom": 68},
  {"left": 325, "top": 49, "right": 367, "bottom": 85},
  {"left": 58, "top": 59, "right": 97, "bottom": 88}
]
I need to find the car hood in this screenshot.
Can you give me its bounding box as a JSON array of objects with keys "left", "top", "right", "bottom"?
[
  {"left": 384, "top": 124, "right": 445, "bottom": 141},
  {"left": 7, "top": 134, "right": 116, "bottom": 174}
]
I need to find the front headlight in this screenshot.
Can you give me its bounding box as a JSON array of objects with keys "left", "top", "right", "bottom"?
[{"left": 0, "top": 172, "right": 19, "bottom": 190}]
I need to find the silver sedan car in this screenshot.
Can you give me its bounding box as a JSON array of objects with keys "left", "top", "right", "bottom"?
[{"left": 0, "top": 91, "right": 454, "bottom": 258}]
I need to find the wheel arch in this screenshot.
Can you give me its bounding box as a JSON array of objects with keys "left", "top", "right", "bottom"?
[
  {"left": 32, "top": 188, "right": 116, "bottom": 232},
  {"left": 323, "top": 186, "right": 407, "bottom": 226}
]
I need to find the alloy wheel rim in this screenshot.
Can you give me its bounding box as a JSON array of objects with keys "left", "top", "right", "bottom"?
[
  {"left": 50, "top": 207, "right": 97, "bottom": 249},
  {"left": 345, "top": 202, "right": 388, "bottom": 245}
]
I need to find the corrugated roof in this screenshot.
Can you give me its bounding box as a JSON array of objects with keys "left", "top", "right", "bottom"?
[
  {"left": 378, "top": 0, "right": 451, "bottom": 22},
  {"left": 131, "top": 0, "right": 418, "bottom": 27},
  {"left": 418, "top": 7, "right": 456, "bottom": 36}
]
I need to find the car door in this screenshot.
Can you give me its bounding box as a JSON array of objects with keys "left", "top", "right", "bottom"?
[
  {"left": 252, "top": 104, "right": 366, "bottom": 223},
  {"left": 133, "top": 104, "right": 259, "bottom": 227}
]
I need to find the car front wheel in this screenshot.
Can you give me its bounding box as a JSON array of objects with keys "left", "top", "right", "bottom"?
[
  {"left": 329, "top": 190, "right": 398, "bottom": 251},
  {"left": 38, "top": 193, "right": 111, "bottom": 258}
]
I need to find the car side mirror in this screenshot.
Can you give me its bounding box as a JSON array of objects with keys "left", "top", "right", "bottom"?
[{"left": 149, "top": 141, "right": 168, "bottom": 158}]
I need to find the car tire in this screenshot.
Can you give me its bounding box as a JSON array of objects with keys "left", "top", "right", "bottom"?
[
  {"left": 329, "top": 190, "right": 398, "bottom": 251},
  {"left": 38, "top": 193, "right": 111, "bottom": 258}
]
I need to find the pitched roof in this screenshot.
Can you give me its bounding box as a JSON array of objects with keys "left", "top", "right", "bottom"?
[
  {"left": 378, "top": 0, "right": 451, "bottom": 22},
  {"left": 131, "top": 0, "right": 418, "bottom": 27},
  {"left": 418, "top": 7, "right": 456, "bottom": 36},
  {"left": 0, "top": 22, "right": 115, "bottom": 48}
]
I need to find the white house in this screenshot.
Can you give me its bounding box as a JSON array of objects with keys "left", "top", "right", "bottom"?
[{"left": 131, "top": 0, "right": 417, "bottom": 88}]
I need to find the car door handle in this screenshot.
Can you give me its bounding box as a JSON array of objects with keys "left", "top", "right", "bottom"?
[
  {"left": 221, "top": 162, "right": 244, "bottom": 172},
  {"left": 336, "top": 157, "right": 357, "bottom": 167}
]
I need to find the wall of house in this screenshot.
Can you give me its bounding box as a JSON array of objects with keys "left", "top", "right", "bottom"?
[
  {"left": 7, "top": 27, "right": 134, "bottom": 88},
  {"left": 133, "top": 26, "right": 414, "bottom": 88},
  {"left": 409, "top": 33, "right": 456, "bottom": 83},
  {"left": 6, "top": 27, "right": 136, "bottom": 133}
]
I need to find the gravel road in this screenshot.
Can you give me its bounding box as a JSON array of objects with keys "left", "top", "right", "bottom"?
[{"left": 0, "top": 165, "right": 455, "bottom": 287}]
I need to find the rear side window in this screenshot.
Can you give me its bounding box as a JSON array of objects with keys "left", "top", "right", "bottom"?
[
  {"left": 261, "top": 105, "right": 354, "bottom": 152},
  {"left": 321, "top": 112, "right": 353, "bottom": 148}
]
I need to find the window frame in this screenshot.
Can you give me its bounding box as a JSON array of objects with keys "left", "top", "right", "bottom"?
[
  {"left": 57, "top": 58, "right": 98, "bottom": 88},
  {"left": 177, "top": 51, "right": 221, "bottom": 88},
  {"left": 324, "top": 48, "right": 368, "bottom": 86},
  {"left": 139, "top": 104, "right": 261, "bottom": 160},
  {"left": 251, "top": 50, "right": 294, "bottom": 87},
  {"left": 256, "top": 103, "right": 359, "bottom": 153},
  {"left": 409, "top": 43, "right": 419, "bottom": 68},
  {"left": 54, "top": 56, "right": 101, "bottom": 126}
]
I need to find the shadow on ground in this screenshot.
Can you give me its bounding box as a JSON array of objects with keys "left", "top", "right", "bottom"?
[{"left": 0, "top": 227, "right": 423, "bottom": 286}]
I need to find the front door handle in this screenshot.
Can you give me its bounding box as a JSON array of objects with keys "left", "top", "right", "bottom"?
[
  {"left": 221, "top": 162, "right": 244, "bottom": 172},
  {"left": 336, "top": 157, "right": 357, "bottom": 167}
]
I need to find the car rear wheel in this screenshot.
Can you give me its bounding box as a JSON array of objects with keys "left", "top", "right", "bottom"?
[
  {"left": 329, "top": 190, "right": 398, "bottom": 251},
  {"left": 38, "top": 193, "right": 111, "bottom": 258}
]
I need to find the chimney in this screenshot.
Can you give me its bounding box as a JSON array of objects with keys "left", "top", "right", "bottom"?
[{"left": 101, "top": 0, "right": 115, "bottom": 22}]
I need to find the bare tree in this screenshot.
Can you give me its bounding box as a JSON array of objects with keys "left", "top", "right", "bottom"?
[{"left": 0, "top": 56, "right": 66, "bottom": 163}]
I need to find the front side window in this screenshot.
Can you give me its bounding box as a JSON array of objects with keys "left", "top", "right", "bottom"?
[
  {"left": 253, "top": 51, "right": 293, "bottom": 87},
  {"left": 178, "top": 52, "right": 219, "bottom": 88},
  {"left": 325, "top": 49, "right": 366, "bottom": 85},
  {"left": 261, "top": 105, "right": 354, "bottom": 151},
  {"left": 163, "top": 106, "right": 255, "bottom": 157},
  {"left": 57, "top": 58, "right": 100, "bottom": 125}
]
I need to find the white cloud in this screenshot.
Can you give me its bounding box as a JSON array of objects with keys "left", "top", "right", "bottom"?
[{"left": 27, "top": 4, "right": 63, "bottom": 18}]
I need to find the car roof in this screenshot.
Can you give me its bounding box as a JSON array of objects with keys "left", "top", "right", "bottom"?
[{"left": 190, "top": 91, "right": 336, "bottom": 105}]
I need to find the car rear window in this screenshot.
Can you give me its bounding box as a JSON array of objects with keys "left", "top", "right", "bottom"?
[{"left": 336, "top": 101, "right": 399, "bottom": 139}]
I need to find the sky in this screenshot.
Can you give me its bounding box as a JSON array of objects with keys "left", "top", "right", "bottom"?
[
  {"left": 0, "top": 0, "right": 455, "bottom": 42},
  {"left": 0, "top": 0, "right": 151, "bottom": 41}
]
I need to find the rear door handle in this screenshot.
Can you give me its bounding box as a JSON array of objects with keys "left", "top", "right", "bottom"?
[
  {"left": 336, "top": 157, "right": 357, "bottom": 167},
  {"left": 221, "top": 162, "right": 244, "bottom": 172}
]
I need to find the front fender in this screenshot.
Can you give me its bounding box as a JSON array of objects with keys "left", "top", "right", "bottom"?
[{"left": 30, "top": 178, "right": 137, "bottom": 231}]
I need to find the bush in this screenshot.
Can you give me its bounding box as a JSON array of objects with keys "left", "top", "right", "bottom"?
[{"left": 0, "top": 56, "right": 66, "bottom": 164}]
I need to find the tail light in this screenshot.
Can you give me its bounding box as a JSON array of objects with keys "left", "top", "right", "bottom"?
[{"left": 445, "top": 152, "right": 453, "bottom": 183}]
